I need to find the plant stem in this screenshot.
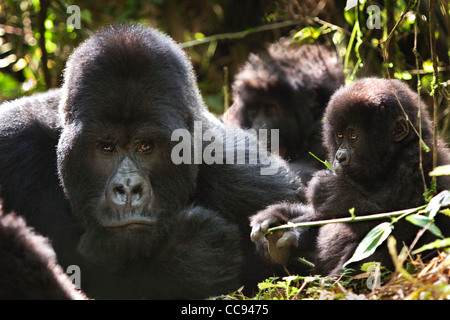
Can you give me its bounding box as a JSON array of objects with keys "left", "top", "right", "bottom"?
[
  {"left": 266, "top": 205, "right": 427, "bottom": 235},
  {"left": 412, "top": 0, "right": 428, "bottom": 197},
  {"left": 180, "top": 20, "right": 299, "bottom": 48},
  {"left": 428, "top": 0, "right": 439, "bottom": 193}
]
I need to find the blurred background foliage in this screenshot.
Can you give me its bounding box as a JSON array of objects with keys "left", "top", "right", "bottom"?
[{"left": 0, "top": 0, "right": 449, "bottom": 135}]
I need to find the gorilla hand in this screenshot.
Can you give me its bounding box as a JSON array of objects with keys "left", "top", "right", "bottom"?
[{"left": 250, "top": 203, "right": 316, "bottom": 266}]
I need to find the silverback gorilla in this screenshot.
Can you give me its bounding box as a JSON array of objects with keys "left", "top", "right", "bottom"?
[
  {"left": 0, "top": 24, "right": 304, "bottom": 299},
  {"left": 224, "top": 42, "right": 345, "bottom": 182},
  {"left": 250, "top": 78, "right": 450, "bottom": 276}
]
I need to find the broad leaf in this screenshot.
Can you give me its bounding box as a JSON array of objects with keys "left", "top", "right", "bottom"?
[
  {"left": 424, "top": 190, "right": 450, "bottom": 219},
  {"left": 405, "top": 214, "right": 444, "bottom": 239},
  {"left": 343, "top": 222, "right": 392, "bottom": 268},
  {"left": 440, "top": 208, "right": 450, "bottom": 217},
  {"left": 429, "top": 165, "right": 450, "bottom": 176}
]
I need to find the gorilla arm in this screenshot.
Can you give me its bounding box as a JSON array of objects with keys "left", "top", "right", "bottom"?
[
  {"left": 250, "top": 169, "right": 387, "bottom": 269},
  {"left": 307, "top": 170, "right": 385, "bottom": 219}
]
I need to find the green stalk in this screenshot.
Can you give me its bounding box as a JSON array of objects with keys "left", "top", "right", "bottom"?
[{"left": 266, "top": 205, "right": 427, "bottom": 235}]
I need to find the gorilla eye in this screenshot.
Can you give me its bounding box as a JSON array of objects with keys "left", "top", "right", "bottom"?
[
  {"left": 336, "top": 133, "right": 344, "bottom": 140},
  {"left": 137, "top": 143, "right": 153, "bottom": 153},
  {"left": 349, "top": 132, "right": 358, "bottom": 141},
  {"left": 99, "top": 143, "right": 116, "bottom": 154}
]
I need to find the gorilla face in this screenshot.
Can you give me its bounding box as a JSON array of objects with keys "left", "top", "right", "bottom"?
[
  {"left": 323, "top": 80, "right": 411, "bottom": 185},
  {"left": 56, "top": 25, "right": 199, "bottom": 264}
]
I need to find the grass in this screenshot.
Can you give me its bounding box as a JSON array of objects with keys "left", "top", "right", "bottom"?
[{"left": 219, "top": 251, "right": 450, "bottom": 300}]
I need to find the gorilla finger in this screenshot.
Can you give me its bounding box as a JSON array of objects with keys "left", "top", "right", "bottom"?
[
  {"left": 260, "top": 218, "right": 278, "bottom": 233},
  {"left": 250, "top": 226, "right": 262, "bottom": 243},
  {"left": 276, "top": 231, "right": 296, "bottom": 250}
]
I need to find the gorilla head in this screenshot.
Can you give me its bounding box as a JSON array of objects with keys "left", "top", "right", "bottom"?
[
  {"left": 323, "top": 78, "right": 427, "bottom": 185},
  {"left": 56, "top": 25, "right": 203, "bottom": 263}
]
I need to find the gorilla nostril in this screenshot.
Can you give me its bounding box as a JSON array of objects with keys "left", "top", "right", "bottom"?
[
  {"left": 131, "top": 185, "right": 143, "bottom": 196},
  {"left": 336, "top": 149, "right": 349, "bottom": 165},
  {"left": 114, "top": 185, "right": 126, "bottom": 195}
]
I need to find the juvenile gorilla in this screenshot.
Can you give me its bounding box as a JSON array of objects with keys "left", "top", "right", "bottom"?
[
  {"left": 224, "top": 42, "right": 345, "bottom": 182},
  {"left": 250, "top": 78, "right": 450, "bottom": 276},
  {"left": 0, "top": 25, "right": 303, "bottom": 299}
]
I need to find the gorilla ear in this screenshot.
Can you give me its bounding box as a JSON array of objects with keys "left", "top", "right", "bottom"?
[{"left": 392, "top": 117, "right": 409, "bottom": 142}]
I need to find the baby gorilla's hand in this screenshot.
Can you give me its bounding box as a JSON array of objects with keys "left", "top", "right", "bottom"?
[{"left": 250, "top": 207, "right": 297, "bottom": 265}]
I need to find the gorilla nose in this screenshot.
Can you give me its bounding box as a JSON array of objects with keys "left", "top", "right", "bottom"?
[
  {"left": 335, "top": 149, "right": 350, "bottom": 166},
  {"left": 106, "top": 174, "right": 150, "bottom": 209}
]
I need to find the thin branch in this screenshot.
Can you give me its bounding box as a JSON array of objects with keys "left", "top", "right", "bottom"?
[
  {"left": 305, "top": 16, "right": 351, "bottom": 36},
  {"left": 428, "top": 0, "right": 439, "bottom": 179},
  {"left": 223, "top": 66, "right": 230, "bottom": 113},
  {"left": 38, "top": 0, "right": 51, "bottom": 89},
  {"left": 413, "top": 0, "right": 428, "bottom": 196},
  {"left": 266, "top": 205, "right": 426, "bottom": 235},
  {"left": 180, "top": 20, "right": 300, "bottom": 48}
]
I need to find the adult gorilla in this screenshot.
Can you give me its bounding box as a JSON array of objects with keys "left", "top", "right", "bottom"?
[{"left": 0, "top": 24, "right": 303, "bottom": 299}]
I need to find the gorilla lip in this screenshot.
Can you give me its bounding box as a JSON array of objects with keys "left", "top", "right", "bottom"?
[{"left": 100, "top": 217, "right": 156, "bottom": 229}]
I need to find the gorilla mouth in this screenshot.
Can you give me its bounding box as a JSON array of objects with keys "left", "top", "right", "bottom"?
[
  {"left": 99, "top": 217, "right": 156, "bottom": 229},
  {"left": 332, "top": 161, "right": 344, "bottom": 174}
]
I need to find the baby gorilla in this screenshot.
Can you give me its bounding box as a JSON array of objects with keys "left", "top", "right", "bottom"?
[{"left": 250, "top": 78, "right": 450, "bottom": 276}]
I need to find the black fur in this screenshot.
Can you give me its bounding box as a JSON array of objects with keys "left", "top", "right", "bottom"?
[
  {"left": 0, "top": 205, "right": 85, "bottom": 299},
  {"left": 224, "top": 42, "right": 345, "bottom": 182},
  {"left": 0, "top": 24, "right": 303, "bottom": 299},
  {"left": 250, "top": 78, "right": 450, "bottom": 276}
]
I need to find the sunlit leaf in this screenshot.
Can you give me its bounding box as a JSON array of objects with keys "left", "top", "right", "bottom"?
[
  {"left": 345, "top": 0, "right": 358, "bottom": 11},
  {"left": 420, "top": 140, "right": 430, "bottom": 153},
  {"left": 423, "top": 60, "right": 434, "bottom": 73},
  {"left": 429, "top": 165, "right": 450, "bottom": 176},
  {"left": 394, "top": 71, "right": 412, "bottom": 80},
  {"left": 412, "top": 237, "right": 450, "bottom": 255},
  {"left": 405, "top": 214, "right": 444, "bottom": 238},
  {"left": 343, "top": 222, "right": 393, "bottom": 268},
  {"left": 309, "top": 152, "right": 333, "bottom": 172},
  {"left": 258, "top": 282, "right": 278, "bottom": 290},
  {"left": 349, "top": 207, "right": 356, "bottom": 219},
  {"left": 194, "top": 32, "right": 205, "bottom": 40},
  {"left": 293, "top": 26, "right": 322, "bottom": 43},
  {"left": 424, "top": 190, "right": 450, "bottom": 219},
  {"left": 360, "top": 261, "right": 380, "bottom": 272}
]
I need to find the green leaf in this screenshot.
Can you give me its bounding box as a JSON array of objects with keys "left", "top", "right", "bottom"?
[
  {"left": 292, "top": 26, "right": 322, "bottom": 43},
  {"left": 343, "top": 222, "right": 393, "bottom": 268},
  {"left": 309, "top": 152, "right": 333, "bottom": 172},
  {"left": 257, "top": 282, "right": 278, "bottom": 290},
  {"left": 349, "top": 207, "right": 356, "bottom": 219},
  {"left": 405, "top": 214, "right": 444, "bottom": 238},
  {"left": 194, "top": 32, "right": 205, "bottom": 40},
  {"left": 360, "top": 261, "right": 380, "bottom": 272},
  {"left": 412, "top": 237, "right": 450, "bottom": 255},
  {"left": 440, "top": 208, "right": 450, "bottom": 217},
  {"left": 424, "top": 190, "right": 450, "bottom": 219},
  {"left": 429, "top": 165, "right": 450, "bottom": 176},
  {"left": 420, "top": 140, "right": 430, "bottom": 153}
]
